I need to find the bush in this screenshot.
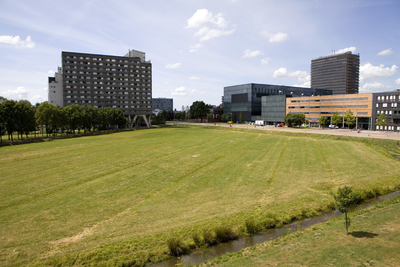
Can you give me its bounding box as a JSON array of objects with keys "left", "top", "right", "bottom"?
[
  {"left": 214, "top": 226, "right": 237, "bottom": 243},
  {"left": 166, "top": 237, "right": 189, "bottom": 256},
  {"left": 202, "top": 229, "right": 215, "bottom": 246},
  {"left": 192, "top": 233, "right": 203, "bottom": 247},
  {"left": 245, "top": 218, "right": 260, "bottom": 234},
  {"left": 260, "top": 217, "right": 276, "bottom": 229}
]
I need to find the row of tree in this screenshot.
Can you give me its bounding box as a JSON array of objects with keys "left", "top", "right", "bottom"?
[
  {"left": 0, "top": 100, "right": 128, "bottom": 142},
  {"left": 316, "top": 110, "right": 356, "bottom": 128}
]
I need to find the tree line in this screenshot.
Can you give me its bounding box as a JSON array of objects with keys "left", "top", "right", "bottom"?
[{"left": 0, "top": 99, "right": 128, "bottom": 142}]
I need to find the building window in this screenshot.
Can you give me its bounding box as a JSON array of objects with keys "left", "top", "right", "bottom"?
[{"left": 383, "top": 103, "right": 387, "bottom": 108}]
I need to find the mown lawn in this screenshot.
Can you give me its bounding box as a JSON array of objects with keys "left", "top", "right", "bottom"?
[{"left": 1, "top": 126, "right": 400, "bottom": 266}]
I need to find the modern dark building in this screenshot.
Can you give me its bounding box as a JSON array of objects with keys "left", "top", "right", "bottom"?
[
  {"left": 48, "top": 50, "right": 152, "bottom": 126},
  {"left": 372, "top": 90, "right": 400, "bottom": 131},
  {"left": 224, "top": 83, "right": 332, "bottom": 124},
  {"left": 152, "top": 98, "right": 173, "bottom": 112},
  {"left": 311, "top": 51, "right": 360, "bottom": 95}
]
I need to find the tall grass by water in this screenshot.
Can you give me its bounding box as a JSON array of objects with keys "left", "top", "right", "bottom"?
[{"left": 1, "top": 125, "right": 400, "bottom": 266}]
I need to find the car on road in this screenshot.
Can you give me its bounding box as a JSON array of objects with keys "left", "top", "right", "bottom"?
[{"left": 329, "top": 124, "right": 338, "bottom": 129}]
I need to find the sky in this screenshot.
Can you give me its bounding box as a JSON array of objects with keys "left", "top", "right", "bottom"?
[{"left": 0, "top": 0, "right": 399, "bottom": 110}]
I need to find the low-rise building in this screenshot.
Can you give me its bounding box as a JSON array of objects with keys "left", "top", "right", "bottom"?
[{"left": 287, "top": 94, "right": 373, "bottom": 129}]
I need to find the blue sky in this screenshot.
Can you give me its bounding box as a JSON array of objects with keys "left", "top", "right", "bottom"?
[{"left": 0, "top": 0, "right": 399, "bottom": 110}]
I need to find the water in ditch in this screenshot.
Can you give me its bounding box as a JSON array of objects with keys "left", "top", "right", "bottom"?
[{"left": 151, "top": 191, "right": 400, "bottom": 267}]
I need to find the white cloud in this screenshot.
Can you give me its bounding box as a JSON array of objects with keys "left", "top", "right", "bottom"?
[
  {"left": 189, "top": 43, "right": 203, "bottom": 53},
  {"left": 242, "top": 49, "right": 264, "bottom": 58},
  {"left": 261, "top": 57, "right": 272, "bottom": 65},
  {"left": 0, "top": 35, "right": 35, "bottom": 48},
  {"left": 272, "top": 67, "right": 287, "bottom": 78},
  {"left": 273, "top": 68, "right": 310, "bottom": 87},
  {"left": 189, "top": 76, "right": 200, "bottom": 80},
  {"left": 165, "top": 82, "right": 170, "bottom": 85},
  {"left": 0, "top": 86, "right": 44, "bottom": 104},
  {"left": 165, "top": 63, "right": 182, "bottom": 69},
  {"left": 186, "top": 9, "right": 234, "bottom": 41},
  {"left": 186, "top": 9, "right": 227, "bottom": 29},
  {"left": 48, "top": 70, "right": 54, "bottom": 75},
  {"left": 336, "top": 46, "right": 356, "bottom": 54},
  {"left": 361, "top": 82, "right": 391, "bottom": 92},
  {"left": 1, "top": 86, "right": 28, "bottom": 100},
  {"left": 260, "top": 31, "right": 288, "bottom": 43},
  {"left": 360, "top": 63, "right": 398, "bottom": 83},
  {"left": 171, "top": 86, "right": 187, "bottom": 96},
  {"left": 30, "top": 95, "right": 45, "bottom": 104},
  {"left": 191, "top": 89, "right": 196, "bottom": 93},
  {"left": 395, "top": 78, "right": 400, "bottom": 85},
  {"left": 194, "top": 27, "right": 235, "bottom": 41},
  {"left": 377, "top": 48, "right": 393, "bottom": 56}
]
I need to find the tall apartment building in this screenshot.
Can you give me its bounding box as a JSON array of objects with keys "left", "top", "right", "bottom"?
[
  {"left": 152, "top": 98, "right": 173, "bottom": 112},
  {"left": 48, "top": 50, "right": 152, "bottom": 126},
  {"left": 311, "top": 51, "right": 360, "bottom": 94}
]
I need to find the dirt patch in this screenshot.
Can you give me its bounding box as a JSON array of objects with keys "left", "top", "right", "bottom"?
[{"left": 49, "top": 225, "right": 98, "bottom": 245}]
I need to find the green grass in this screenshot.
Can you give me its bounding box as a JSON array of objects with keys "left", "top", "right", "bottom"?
[
  {"left": 1, "top": 125, "right": 400, "bottom": 266},
  {"left": 200, "top": 195, "right": 400, "bottom": 267}
]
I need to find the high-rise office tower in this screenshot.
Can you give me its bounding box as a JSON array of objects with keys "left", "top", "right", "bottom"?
[{"left": 311, "top": 51, "right": 360, "bottom": 94}]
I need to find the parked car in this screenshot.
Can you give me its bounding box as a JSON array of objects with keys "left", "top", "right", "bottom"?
[
  {"left": 329, "top": 124, "right": 338, "bottom": 129},
  {"left": 227, "top": 121, "right": 233, "bottom": 124}
]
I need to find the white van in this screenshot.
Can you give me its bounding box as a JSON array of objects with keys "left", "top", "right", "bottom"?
[{"left": 255, "top": 120, "right": 266, "bottom": 126}]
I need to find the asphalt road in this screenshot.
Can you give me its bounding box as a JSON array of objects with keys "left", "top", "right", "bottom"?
[{"left": 168, "top": 121, "right": 400, "bottom": 141}]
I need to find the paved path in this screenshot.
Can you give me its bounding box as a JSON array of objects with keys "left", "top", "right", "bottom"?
[{"left": 168, "top": 122, "right": 400, "bottom": 141}]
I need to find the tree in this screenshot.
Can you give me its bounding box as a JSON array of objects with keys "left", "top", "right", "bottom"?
[
  {"left": 284, "top": 113, "right": 305, "bottom": 127},
  {"left": 0, "top": 100, "right": 17, "bottom": 141},
  {"left": 175, "top": 111, "right": 185, "bottom": 121},
  {"left": 35, "top": 102, "right": 59, "bottom": 137},
  {"left": 189, "top": 101, "right": 211, "bottom": 122},
  {"left": 376, "top": 112, "right": 387, "bottom": 130},
  {"left": 318, "top": 115, "right": 329, "bottom": 128},
  {"left": 151, "top": 113, "right": 166, "bottom": 125},
  {"left": 0, "top": 103, "right": 6, "bottom": 143},
  {"left": 15, "top": 100, "right": 36, "bottom": 139},
  {"left": 331, "top": 111, "right": 342, "bottom": 127},
  {"left": 334, "top": 186, "right": 360, "bottom": 235},
  {"left": 344, "top": 109, "right": 356, "bottom": 129},
  {"left": 239, "top": 112, "right": 243, "bottom": 124}
]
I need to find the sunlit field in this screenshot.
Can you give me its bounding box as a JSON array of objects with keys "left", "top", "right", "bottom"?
[{"left": 1, "top": 126, "right": 400, "bottom": 266}]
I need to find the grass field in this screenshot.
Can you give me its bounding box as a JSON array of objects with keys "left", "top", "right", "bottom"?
[
  {"left": 200, "top": 195, "right": 400, "bottom": 267},
  {"left": 1, "top": 125, "right": 400, "bottom": 266}
]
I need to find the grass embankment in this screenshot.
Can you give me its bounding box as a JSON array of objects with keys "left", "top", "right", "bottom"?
[
  {"left": 1, "top": 126, "right": 400, "bottom": 266},
  {"left": 200, "top": 195, "right": 400, "bottom": 267}
]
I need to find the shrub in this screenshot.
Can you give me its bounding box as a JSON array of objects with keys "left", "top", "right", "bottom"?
[
  {"left": 245, "top": 217, "right": 260, "bottom": 234},
  {"left": 214, "top": 226, "right": 237, "bottom": 243},
  {"left": 192, "top": 233, "right": 203, "bottom": 247},
  {"left": 260, "top": 217, "right": 276, "bottom": 229},
  {"left": 167, "top": 237, "right": 189, "bottom": 256},
  {"left": 202, "top": 229, "right": 215, "bottom": 246}
]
